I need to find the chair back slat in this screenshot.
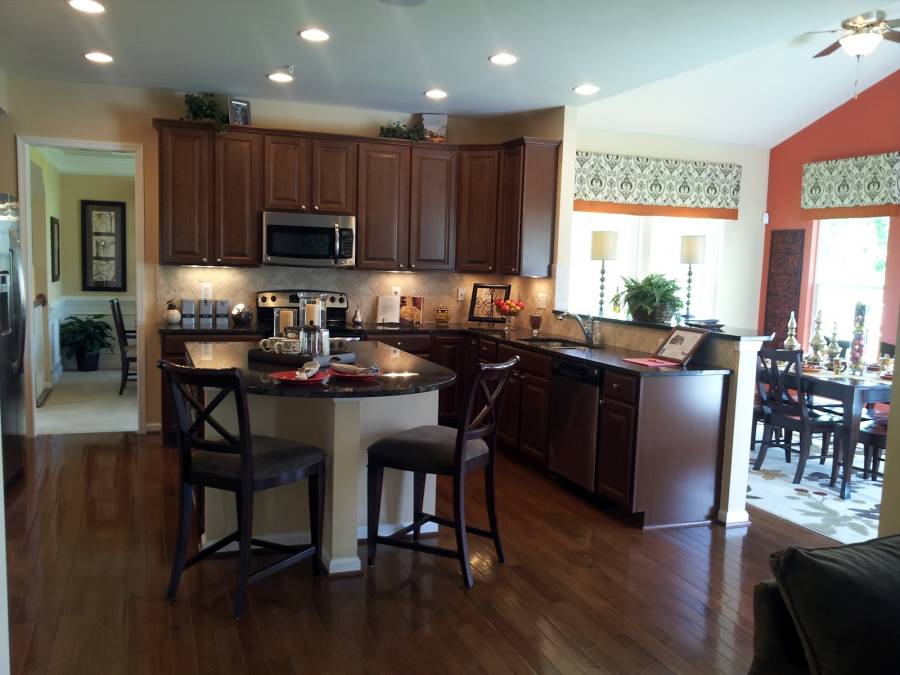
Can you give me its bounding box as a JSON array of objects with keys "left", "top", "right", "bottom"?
[
  {"left": 110, "top": 298, "right": 129, "bottom": 350},
  {"left": 158, "top": 360, "right": 254, "bottom": 481},
  {"left": 455, "top": 357, "right": 519, "bottom": 469},
  {"left": 756, "top": 348, "right": 807, "bottom": 420}
]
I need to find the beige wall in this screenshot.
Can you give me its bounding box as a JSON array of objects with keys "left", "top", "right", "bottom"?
[
  {"left": 59, "top": 173, "right": 136, "bottom": 298},
  {"left": 879, "top": 313, "right": 900, "bottom": 536}
]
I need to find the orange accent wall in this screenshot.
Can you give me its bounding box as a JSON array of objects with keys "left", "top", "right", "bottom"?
[{"left": 760, "top": 68, "right": 900, "bottom": 347}]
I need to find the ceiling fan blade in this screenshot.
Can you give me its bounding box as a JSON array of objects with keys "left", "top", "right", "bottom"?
[
  {"left": 883, "top": 29, "right": 900, "bottom": 43},
  {"left": 805, "top": 29, "right": 844, "bottom": 34},
  {"left": 813, "top": 40, "right": 842, "bottom": 58},
  {"left": 887, "top": 18, "right": 900, "bottom": 27}
]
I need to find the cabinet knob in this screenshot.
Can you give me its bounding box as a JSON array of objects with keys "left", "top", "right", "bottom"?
[
  {"left": 201, "top": 257, "right": 207, "bottom": 263},
  {"left": 216, "top": 257, "right": 222, "bottom": 262},
  {"left": 410, "top": 264, "right": 416, "bottom": 268},
  {"left": 301, "top": 205, "right": 307, "bottom": 210},
  {"left": 313, "top": 205, "right": 320, "bottom": 211},
  {"left": 488, "top": 266, "right": 493, "bottom": 271},
  {"left": 612, "top": 383, "right": 621, "bottom": 390},
  {"left": 512, "top": 267, "right": 517, "bottom": 272},
  {"left": 399, "top": 263, "right": 404, "bottom": 268}
]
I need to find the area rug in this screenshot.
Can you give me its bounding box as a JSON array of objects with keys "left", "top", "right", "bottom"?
[{"left": 748, "top": 443, "right": 882, "bottom": 544}]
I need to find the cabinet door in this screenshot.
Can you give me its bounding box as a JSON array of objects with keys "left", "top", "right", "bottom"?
[
  {"left": 264, "top": 135, "right": 311, "bottom": 210},
  {"left": 596, "top": 399, "right": 635, "bottom": 507},
  {"left": 497, "top": 368, "right": 521, "bottom": 449},
  {"left": 159, "top": 125, "right": 213, "bottom": 264},
  {"left": 356, "top": 143, "right": 410, "bottom": 270},
  {"left": 311, "top": 139, "right": 356, "bottom": 215},
  {"left": 496, "top": 143, "right": 524, "bottom": 275},
  {"left": 519, "top": 373, "right": 550, "bottom": 462},
  {"left": 519, "top": 141, "right": 559, "bottom": 277},
  {"left": 432, "top": 335, "right": 465, "bottom": 424},
  {"left": 409, "top": 147, "right": 457, "bottom": 271},
  {"left": 457, "top": 149, "right": 500, "bottom": 272},
  {"left": 213, "top": 131, "right": 262, "bottom": 266}
]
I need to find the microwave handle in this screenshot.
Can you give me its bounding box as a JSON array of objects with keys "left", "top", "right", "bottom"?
[{"left": 333, "top": 223, "right": 340, "bottom": 264}]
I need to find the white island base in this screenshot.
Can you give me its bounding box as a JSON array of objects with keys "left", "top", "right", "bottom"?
[{"left": 203, "top": 390, "right": 439, "bottom": 575}]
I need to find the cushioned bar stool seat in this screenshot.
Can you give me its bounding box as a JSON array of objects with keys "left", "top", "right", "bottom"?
[
  {"left": 366, "top": 357, "right": 519, "bottom": 588},
  {"left": 158, "top": 360, "right": 327, "bottom": 618}
]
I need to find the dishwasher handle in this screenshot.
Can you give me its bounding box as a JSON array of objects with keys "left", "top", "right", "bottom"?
[{"left": 551, "top": 358, "right": 600, "bottom": 384}]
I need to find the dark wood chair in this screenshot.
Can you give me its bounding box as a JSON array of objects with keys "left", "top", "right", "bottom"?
[
  {"left": 158, "top": 360, "right": 326, "bottom": 618},
  {"left": 753, "top": 349, "right": 843, "bottom": 484},
  {"left": 366, "top": 357, "right": 519, "bottom": 588},
  {"left": 879, "top": 341, "right": 895, "bottom": 357},
  {"left": 860, "top": 420, "right": 887, "bottom": 481},
  {"left": 110, "top": 298, "right": 137, "bottom": 395}
]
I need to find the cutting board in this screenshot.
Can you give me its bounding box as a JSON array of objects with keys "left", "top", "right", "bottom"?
[{"left": 376, "top": 295, "right": 400, "bottom": 324}]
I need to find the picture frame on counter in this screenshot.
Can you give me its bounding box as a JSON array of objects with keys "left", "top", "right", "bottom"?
[
  {"left": 654, "top": 326, "right": 709, "bottom": 367},
  {"left": 81, "top": 200, "right": 126, "bottom": 292},
  {"left": 227, "top": 97, "right": 251, "bottom": 125},
  {"left": 468, "top": 283, "right": 511, "bottom": 324}
]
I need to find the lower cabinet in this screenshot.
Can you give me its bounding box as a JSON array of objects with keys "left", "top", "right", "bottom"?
[
  {"left": 430, "top": 334, "right": 466, "bottom": 425},
  {"left": 518, "top": 373, "right": 550, "bottom": 462},
  {"left": 496, "top": 367, "right": 521, "bottom": 448},
  {"left": 596, "top": 398, "right": 635, "bottom": 507},
  {"left": 491, "top": 344, "right": 551, "bottom": 464}
]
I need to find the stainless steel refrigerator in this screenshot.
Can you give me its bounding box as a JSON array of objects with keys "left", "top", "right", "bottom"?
[{"left": 0, "top": 193, "right": 25, "bottom": 485}]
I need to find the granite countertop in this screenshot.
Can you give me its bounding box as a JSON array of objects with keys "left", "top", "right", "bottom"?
[
  {"left": 159, "top": 321, "right": 267, "bottom": 335},
  {"left": 589, "top": 315, "right": 774, "bottom": 342},
  {"left": 184, "top": 340, "right": 456, "bottom": 398}
]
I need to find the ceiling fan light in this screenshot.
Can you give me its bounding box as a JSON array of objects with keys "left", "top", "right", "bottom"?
[{"left": 839, "top": 31, "right": 882, "bottom": 56}]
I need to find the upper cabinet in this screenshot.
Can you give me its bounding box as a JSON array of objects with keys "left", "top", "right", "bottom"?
[
  {"left": 214, "top": 131, "right": 262, "bottom": 265},
  {"left": 263, "top": 135, "right": 356, "bottom": 214},
  {"left": 456, "top": 149, "right": 500, "bottom": 273},
  {"left": 357, "top": 142, "right": 411, "bottom": 270},
  {"left": 409, "top": 146, "right": 457, "bottom": 271}
]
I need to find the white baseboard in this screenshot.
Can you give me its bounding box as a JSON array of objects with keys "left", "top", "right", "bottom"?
[{"left": 323, "top": 554, "right": 362, "bottom": 575}]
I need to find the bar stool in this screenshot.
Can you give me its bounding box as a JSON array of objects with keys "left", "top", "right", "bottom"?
[
  {"left": 366, "top": 357, "right": 519, "bottom": 588},
  {"left": 158, "top": 360, "right": 327, "bottom": 618}
]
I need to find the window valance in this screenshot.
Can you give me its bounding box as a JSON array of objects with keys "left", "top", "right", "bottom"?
[
  {"left": 801, "top": 151, "right": 900, "bottom": 219},
  {"left": 573, "top": 151, "right": 742, "bottom": 219}
]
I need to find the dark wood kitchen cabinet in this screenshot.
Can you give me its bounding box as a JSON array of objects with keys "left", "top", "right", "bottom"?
[
  {"left": 311, "top": 139, "right": 356, "bottom": 215},
  {"left": 596, "top": 398, "right": 635, "bottom": 507},
  {"left": 456, "top": 148, "right": 499, "bottom": 272},
  {"left": 497, "top": 367, "right": 521, "bottom": 448},
  {"left": 431, "top": 334, "right": 466, "bottom": 424},
  {"left": 409, "top": 146, "right": 457, "bottom": 271},
  {"left": 264, "top": 135, "right": 356, "bottom": 214},
  {"left": 495, "top": 344, "right": 551, "bottom": 463},
  {"left": 158, "top": 123, "right": 213, "bottom": 264},
  {"left": 496, "top": 138, "right": 559, "bottom": 277},
  {"left": 263, "top": 135, "right": 311, "bottom": 210},
  {"left": 356, "top": 142, "right": 411, "bottom": 270},
  {"left": 213, "top": 131, "right": 262, "bottom": 265}
]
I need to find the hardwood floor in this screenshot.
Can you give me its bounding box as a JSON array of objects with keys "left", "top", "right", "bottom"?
[{"left": 4, "top": 433, "right": 832, "bottom": 675}]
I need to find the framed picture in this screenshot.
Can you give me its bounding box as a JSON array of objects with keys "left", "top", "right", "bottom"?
[
  {"left": 468, "top": 283, "right": 511, "bottom": 324},
  {"left": 81, "top": 200, "right": 126, "bottom": 292},
  {"left": 399, "top": 295, "right": 424, "bottom": 325},
  {"left": 654, "top": 326, "right": 709, "bottom": 367},
  {"left": 227, "top": 97, "right": 251, "bottom": 125},
  {"left": 50, "top": 216, "right": 60, "bottom": 282}
]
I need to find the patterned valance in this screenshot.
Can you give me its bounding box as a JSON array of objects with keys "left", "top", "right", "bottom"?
[
  {"left": 801, "top": 151, "right": 900, "bottom": 218},
  {"left": 574, "top": 151, "right": 742, "bottom": 219}
]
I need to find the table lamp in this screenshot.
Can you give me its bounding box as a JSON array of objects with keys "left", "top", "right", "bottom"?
[
  {"left": 591, "top": 231, "right": 618, "bottom": 316},
  {"left": 680, "top": 235, "right": 706, "bottom": 320}
]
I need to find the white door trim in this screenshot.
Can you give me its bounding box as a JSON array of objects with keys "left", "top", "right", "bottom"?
[{"left": 16, "top": 135, "right": 146, "bottom": 435}]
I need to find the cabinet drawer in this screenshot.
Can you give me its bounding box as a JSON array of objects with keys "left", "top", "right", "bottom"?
[
  {"left": 162, "top": 333, "right": 262, "bottom": 356},
  {"left": 497, "top": 345, "right": 551, "bottom": 377},
  {"left": 375, "top": 334, "right": 432, "bottom": 354},
  {"left": 477, "top": 338, "right": 497, "bottom": 362},
  {"left": 603, "top": 372, "right": 638, "bottom": 404}
]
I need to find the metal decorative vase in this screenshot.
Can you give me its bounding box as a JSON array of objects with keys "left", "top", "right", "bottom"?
[
  {"left": 849, "top": 302, "right": 867, "bottom": 375},
  {"left": 783, "top": 311, "right": 800, "bottom": 351},
  {"left": 826, "top": 322, "right": 842, "bottom": 362},
  {"left": 807, "top": 311, "right": 826, "bottom": 364}
]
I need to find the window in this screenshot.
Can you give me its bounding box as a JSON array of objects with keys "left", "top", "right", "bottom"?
[
  {"left": 566, "top": 211, "right": 725, "bottom": 319},
  {"left": 811, "top": 217, "right": 889, "bottom": 361}
]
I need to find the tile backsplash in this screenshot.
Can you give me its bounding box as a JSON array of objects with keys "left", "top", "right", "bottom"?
[{"left": 156, "top": 266, "right": 554, "bottom": 325}]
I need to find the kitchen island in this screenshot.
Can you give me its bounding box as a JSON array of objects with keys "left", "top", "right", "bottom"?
[{"left": 184, "top": 340, "right": 456, "bottom": 575}]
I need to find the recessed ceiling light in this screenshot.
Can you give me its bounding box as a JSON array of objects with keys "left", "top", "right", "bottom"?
[
  {"left": 268, "top": 66, "right": 294, "bottom": 83},
  {"left": 424, "top": 88, "right": 447, "bottom": 100},
  {"left": 489, "top": 52, "right": 518, "bottom": 66},
  {"left": 573, "top": 83, "right": 600, "bottom": 96},
  {"left": 84, "top": 51, "right": 113, "bottom": 63},
  {"left": 67, "top": 0, "right": 105, "bottom": 14},
  {"left": 298, "top": 28, "right": 330, "bottom": 42}
]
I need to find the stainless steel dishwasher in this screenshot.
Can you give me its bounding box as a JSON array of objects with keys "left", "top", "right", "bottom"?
[{"left": 547, "top": 358, "right": 602, "bottom": 491}]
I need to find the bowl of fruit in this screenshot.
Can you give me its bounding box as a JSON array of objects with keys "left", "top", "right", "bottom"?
[{"left": 495, "top": 298, "right": 526, "bottom": 332}]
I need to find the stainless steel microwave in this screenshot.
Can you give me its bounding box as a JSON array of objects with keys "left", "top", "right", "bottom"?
[{"left": 262, "top": 212, "right": 356, "bottom": 268}]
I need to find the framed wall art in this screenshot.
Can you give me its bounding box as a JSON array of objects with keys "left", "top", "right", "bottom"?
[
  {"left": 50, "top": 216, "right": 60, "bottom": 282},
  {"left": 81, "top": 200, "right": 126, "bottom": 292},
  {"left": 227, "top": 97, "right": 251, "bottom": 125},
  {"left": 467, "top": 283, "right": 511, "bottom": 324}
]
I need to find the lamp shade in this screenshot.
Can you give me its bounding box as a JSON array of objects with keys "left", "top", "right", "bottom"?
[
  {"left": 681, "top": 235, "right": 706, "bottom": 265},
  {"left": 591, "top": 231, "right": 618, "bottom": 261}
]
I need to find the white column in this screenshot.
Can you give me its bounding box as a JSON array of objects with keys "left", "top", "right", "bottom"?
[{"left": 322, "top": 399, "right": 364, "bottom": 574}]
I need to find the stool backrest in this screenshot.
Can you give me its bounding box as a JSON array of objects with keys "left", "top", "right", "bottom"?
[
  {"left": 158, "top": 360, "right": 254, "bottom": 481},
  {"left": 109, "top": 298, "right": 128, "bottom": 350},
  {"left": 456, "top": 357, "right": 519, "bottom": 469},
  {"left": 756, "top": 349, "right": 808, "bottom": 420}
]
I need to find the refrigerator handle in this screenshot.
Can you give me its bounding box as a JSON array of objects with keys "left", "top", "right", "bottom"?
[{"left": 0, "top": 270, "right": 10, "bottom": 336}]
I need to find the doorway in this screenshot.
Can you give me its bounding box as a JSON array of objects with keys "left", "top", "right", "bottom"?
[{"left": 16, "top": 137, "right": 145, "bottom": 436}]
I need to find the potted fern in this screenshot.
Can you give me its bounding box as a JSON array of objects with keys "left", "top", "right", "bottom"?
[
  {"left": 611, "top": 274, "right": 683, "bottom": 324},
  {"left": 60, "top": 314, "right": 114, "bottom": 371}
]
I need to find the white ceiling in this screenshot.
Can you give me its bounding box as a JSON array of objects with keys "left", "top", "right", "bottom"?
[
  {"left": 0, "top": 0, "right": 892, "bottom": 116},
  {"left": 578, "top": 3, "right": 900, "bottom": 147},
  {"left": 38, "top": 147, "right": 135, "bottom": 176}
]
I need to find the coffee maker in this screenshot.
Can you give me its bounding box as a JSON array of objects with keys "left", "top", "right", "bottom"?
[{"left": 256, "top": 290, "right": 354, "bottom": 337}]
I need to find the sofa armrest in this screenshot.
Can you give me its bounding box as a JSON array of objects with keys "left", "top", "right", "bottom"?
[{"left": 750, "top": 580, "right": 809, "bottom": 674}]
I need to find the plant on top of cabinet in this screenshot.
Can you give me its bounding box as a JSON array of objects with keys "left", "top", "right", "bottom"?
[{"left": 378, "top": 120, "right": 427, "bottom": 141}]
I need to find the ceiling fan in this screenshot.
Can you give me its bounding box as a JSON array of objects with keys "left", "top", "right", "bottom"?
[{"left": 812, "top": 9, "right": 900, "bottom": 58}]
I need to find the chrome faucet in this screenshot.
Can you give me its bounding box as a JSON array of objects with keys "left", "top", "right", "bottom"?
[{"left": 556, "top": 311, "right": 595, "bottom": 345}]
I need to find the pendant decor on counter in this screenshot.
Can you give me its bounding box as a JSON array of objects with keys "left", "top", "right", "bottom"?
[
  {"left": 783, "top": 311, "right": 800, "bottom": 351},
  {"left": 807, "top": 311, "right": 827, "bottom": 364},
  {"left": 495, "top": 298, "right": 525, "bottom": 334},
  {"left": 164, "top": 300, "right": 181, "bottom": 325},
  {"left": 849, "top": 302, "right": 867, "bottom": 375}
]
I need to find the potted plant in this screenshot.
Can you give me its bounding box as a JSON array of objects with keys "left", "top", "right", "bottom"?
[
  {"left": 60, "top": 314, "right": 114, "bottom": 371},
  {"left": 611, "top": 274, "right": 683, "bottom": 323}
]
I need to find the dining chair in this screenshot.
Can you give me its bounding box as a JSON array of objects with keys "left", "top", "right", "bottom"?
[
  {"left": 366, "top": 357, "right": 519, "bottom": 588},
  {"left": 110, "top": 298, "right": 137, "bottom": 395},
  {"left": 159, "top": 360, "right": 327, "bottom": 618},
  {"left": 753, "top": 349, "right": 843, "bottom": 484},
  {"left": 859, "top": 418, "right": 887, "bottom": 481}
]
